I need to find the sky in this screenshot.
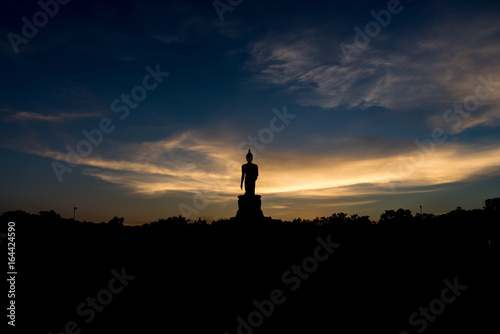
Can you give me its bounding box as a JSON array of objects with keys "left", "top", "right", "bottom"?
[{"left": 1, "top": 0, "right": 500, "bottom": 224}]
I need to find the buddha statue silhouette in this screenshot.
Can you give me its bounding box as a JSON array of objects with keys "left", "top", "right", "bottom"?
[{"left": 240, "top": 149, "right": 258, "bottom": 196}]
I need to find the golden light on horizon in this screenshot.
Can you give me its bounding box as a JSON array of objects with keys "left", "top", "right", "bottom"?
[{"left": 35, "top": 131, "right": 500, "bottom": 207}]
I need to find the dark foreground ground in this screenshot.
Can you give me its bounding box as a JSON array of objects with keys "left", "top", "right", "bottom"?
[{"left": 3, "top": 211, "right": 499, "bottom": 334}]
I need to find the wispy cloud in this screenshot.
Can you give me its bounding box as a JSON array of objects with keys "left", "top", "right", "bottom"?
[
  {"left": 247, "top": 13, "right": 500, "bottom": 123},
  {"left": 2, "top": 109, "right": 101, "bottom": 122},
  {"left": 25, "top": 129, "right": 500, "bottom": 204}
]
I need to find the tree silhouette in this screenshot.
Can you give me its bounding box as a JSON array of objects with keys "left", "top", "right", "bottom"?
[
  {"left": 0, "top": 210, "right": 31, "bottom": 223},
  {"left": 108, "top": 216, "right": 125, "bottom": 226},
  {"left": 6, "top": 197, "right": 497, "bottom": 334},
  {"left": 378, "top": 208, "right": 413, "bottom": 224},
  {"left": 39, "top": 210, "right": 61, "bottom": 220},
  {"left": 485, "top": 198, "right": 500, "bottom": 212},
  {"left": 151, "top": 216, "right": 188, "bottom": 226}
]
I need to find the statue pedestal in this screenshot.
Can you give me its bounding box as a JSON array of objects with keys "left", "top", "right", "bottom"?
[{"left": 236, "top": 195, "right": 264, "bottom": 220}]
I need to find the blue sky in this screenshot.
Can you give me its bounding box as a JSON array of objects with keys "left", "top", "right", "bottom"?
[{"left": 1, "top": 0, "right": 500, "bottom": 224}]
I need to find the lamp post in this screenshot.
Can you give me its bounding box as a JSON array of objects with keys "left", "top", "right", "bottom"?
[{"left": 73, "top": 207, "right": 77, "bottom": 220}]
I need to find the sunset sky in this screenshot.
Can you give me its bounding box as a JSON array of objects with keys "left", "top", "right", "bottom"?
[{"left": 1, "top": 0, "right": 500, "bottom": 224}]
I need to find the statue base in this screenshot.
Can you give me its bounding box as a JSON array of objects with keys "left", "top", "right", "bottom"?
[{"left": 236, "top": 195, "right": 264, "bottom": 221}]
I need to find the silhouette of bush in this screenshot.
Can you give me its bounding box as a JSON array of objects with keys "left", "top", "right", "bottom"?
[
  {"left": 0, "top": 210, "right": 31, "bottom": 223},
  {"left": 3, "top": 197, "right": 499, "bottom": 229},
  {"left": 414, "top": 212, "right": 436, "bottom": 223},
  {"left": 39, "top": 210, "right": 62, "bottom": 221},
  {"left": 485, "top": 198, "right": 500, "bottom": 212},
  {"left": 311, "top": 213, "right": 373, "bottom": 225},
  {"left": 150, "top": 215, "right": 188, "bottom": 227},
  {"left": 108, "top": 216, "right": 125, "bottom": 226},
  {"left": 191, "top": 218, "right": 208, "bottom": 224},
  {"left": 378, "top": 208, "right": 413, "bottom": 224}
]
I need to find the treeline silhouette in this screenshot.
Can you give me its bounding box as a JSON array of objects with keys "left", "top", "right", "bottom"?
[
  {"left": 3, "top": 197, "right": 499, "bottom": 226},
  {"left": 4, "top": 198, "right": 498, "bottom": 334}
]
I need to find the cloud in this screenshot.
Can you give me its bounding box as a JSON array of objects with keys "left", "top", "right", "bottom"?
[
  {"left": 24, "top": 128, "right": 500, "bottom": 204},
  {"left": 246, "top": 11, "right": 500, "bottom": 127},
  {"left": 8, "top": 111, "right": 61, "bottom": 122},
  {"left": 2, "top": 109, "right": 101, "bottom": 122},
  {"left": 247, "top": 32, "right": 444, "bottom": 110}
]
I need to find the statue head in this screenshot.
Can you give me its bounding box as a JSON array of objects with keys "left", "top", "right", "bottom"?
[{"left": 246, "top": 149, "right": 253, "bottom": 163}]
